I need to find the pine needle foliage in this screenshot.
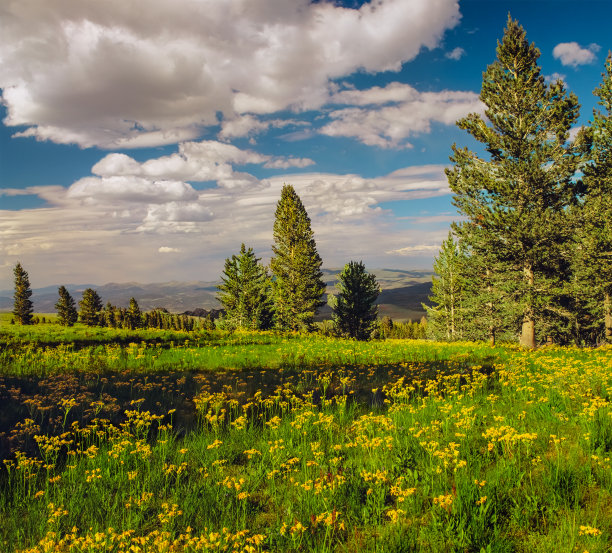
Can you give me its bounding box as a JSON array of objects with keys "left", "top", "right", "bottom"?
[
  {"left": 217, "top": 244, "right": 274, "bottom": 330},
  {"left": 55, "top": 286, "right": 78, "bottom": 327},
  {"left": 447, "top": 16, "right": 582, "bottom": 348},
  {"left": 12, "top": 262, "right": 34, "bottom": 325},
  {"left": 79, "top": 288, "right": 103, "bottom": 327},
  {"left": 332, "top": 261, "right": 380, "bottom": 340},
  {"left": 270, "top": 185, "right": 325, "bottom": 331},
  {"left": 574, "top": 53, "right": 612, "bottom": 343}
]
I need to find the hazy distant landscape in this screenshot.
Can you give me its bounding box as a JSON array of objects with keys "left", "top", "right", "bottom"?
[{"left": 0, "top": 268, "right": 432, "bottom": 322}]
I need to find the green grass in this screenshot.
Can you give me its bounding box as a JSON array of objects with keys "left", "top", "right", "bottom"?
[{"left": 1, "top": 324, "right": 611, "bottom": 552}]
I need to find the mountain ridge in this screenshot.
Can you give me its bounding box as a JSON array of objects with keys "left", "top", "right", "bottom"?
[{"left": 0, "top": 269, "right": 433, "bottom": 322}]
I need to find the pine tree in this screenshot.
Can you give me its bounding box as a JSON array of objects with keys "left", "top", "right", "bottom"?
[
  {"left": 331, "top": 261, "right": 380, "bottom": 340},
  {"left": 423, "top": 233, "right": 468, "bottom": 341},
  {"left": 55, "top": 286, "right": 78, "bottom": 326},
  {"left": 447, "top": 16, "right": 582, "bottom": 348},
  {"left": 79, "top": 288, "right": 103, "bottom": 326},
  {"left": 270, "top": 185, "right": 326, "bottom": 331},
  {"left": 126, "top": 298, "right": 143, "bottom": 330},
  {"left": 574, "top": 53, "right": 612, "bottom": 343},
  {"left": 12, "top": 263, "right": 34, "bottom": 325},
  {"left": 217, "top": 244, "right": 274, "bottom": 330}
]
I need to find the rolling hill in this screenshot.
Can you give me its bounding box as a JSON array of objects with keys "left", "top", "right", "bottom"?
[{"left": 0, "top": 269, "right": 433, "bottom": 322}]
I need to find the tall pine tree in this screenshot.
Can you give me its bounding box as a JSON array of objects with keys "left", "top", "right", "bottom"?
[
  {"left": 575, "top": 53, "right": 612, "bottom": 343},
  {"left": 217, "top": 244, "right": 274, "bottom": 330},
  {"left": 55, "top": 286, "right": 78, "bottom": 326},
  {"left": 447, "top": 17, "right": 582, "bottom": 348},
  {"left": 270, "top": 185, "right": 326, "bottom": 331},
  {"left": 13, "top": 263, "right": 34, "bottom": 325}
]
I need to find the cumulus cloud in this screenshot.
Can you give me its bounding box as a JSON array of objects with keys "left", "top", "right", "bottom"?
[
  {"left": 445, "top": 47, "right": 465, "bottom": 60},
  {"left": 0, "top": 162, "right": 455, "bottom": 286},
  {"left": 91, "top": 140, "right": 314, "bottom": 188},
  {"left": 553, "top": 42, "right": 600, "bottom": 67},
  {"left": 321, "top": 83, "right": 483, "bottom": 148},
  {"left": 0, "top": 0, "right": 460, "bottom": 149}
]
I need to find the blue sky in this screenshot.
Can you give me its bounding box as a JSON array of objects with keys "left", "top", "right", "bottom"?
[{"left": 1, "top": 0, "right": 610, "bottom": 289}]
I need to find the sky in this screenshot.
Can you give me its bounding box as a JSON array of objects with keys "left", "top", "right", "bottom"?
[{"left": 1, "top": 0, "right": 610, "bottom": 290}]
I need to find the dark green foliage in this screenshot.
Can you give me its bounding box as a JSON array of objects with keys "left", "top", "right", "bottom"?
[
  {"left": 55, "top": 286, "right": 78, "bottom": 326},
  {"left": 217, "top": 244, "right": 274, "bottom": 330},
  {"left": 331, "top": 261, "right": 380, "bottom": 340},
  {"left": 573, "top": 53, "right": 612, "bottom": 344},
  {"left": 126, "top": 298, "right": 143, "bottom": 330},
  {"left": 12, "top": 263, "right": 34, "bottom": 325},
  {"left": 447, "top": 17, "right": 582, "bottom": 348},
  {"left": 270, "top": 185, "right": 326, "bottom": 331},
  {"left": 79, "top": 288, "right": 103, "bottom": 327}
]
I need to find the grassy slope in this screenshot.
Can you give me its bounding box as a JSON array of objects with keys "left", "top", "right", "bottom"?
[{"left": 1, "top": 324, "right": 611, "bottom": 552}]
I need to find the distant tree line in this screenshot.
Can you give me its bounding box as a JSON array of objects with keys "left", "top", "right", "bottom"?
[{"left": 425, "top": 18, "right": 612, "bottom": 347}]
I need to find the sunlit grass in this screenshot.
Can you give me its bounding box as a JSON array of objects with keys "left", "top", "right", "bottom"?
[{"left": 1, "top": 327, "right": 611, "bottom": 552}]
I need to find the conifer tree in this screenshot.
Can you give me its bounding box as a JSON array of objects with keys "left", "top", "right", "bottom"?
[
  {"left": 79, "top": 288, "right": 103, "bottom": 326},
  {"left": 331, "top": 261, "right": 380, "bottom": 340},
  {"left": 217, "top": 244, "right": 274, "bottom": 330},
  {"left": 574, "top": 53, "right": 612, "bottom": 343},
  {"left": 12, "top": 262, "right": 34, "bottom": 325},
  {"left": 447, "top": 17, "right": 582, "bottom": 348},
  {"left": 126, "top": 298, "right": 143, "bottom": 330},
  {"left": 424, "top": 233, "right": 468, "bottom": 341},
  {"left": 270, "top": 185, "right": 326, "bottom": 331},
  {"left": 55, "top": 286, "right": 78, "bottom": 326}
]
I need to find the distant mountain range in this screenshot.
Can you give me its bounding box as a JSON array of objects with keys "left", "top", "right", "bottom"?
[{"left": 0, "top": 269, "right": 433, "bottom": 322}]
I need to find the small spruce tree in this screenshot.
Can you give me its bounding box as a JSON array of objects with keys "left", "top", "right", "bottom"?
[
  {"left": 126, "top": 298, "right": 143, "bottom": 330},
  {"left": 79, "top": 288, "right": 103, "bottom": 326},
  {"left": 12, "top": 262, "right": 34, "bottom": 325},
  {"left": 55, "top": 286, "right": 78, "bottom": 326},
  {"left": 217, "top": 244, "right": 274, "bottom": 330},
  {"left": 332, "top": 261, "right": 380, "bottom": 340}
]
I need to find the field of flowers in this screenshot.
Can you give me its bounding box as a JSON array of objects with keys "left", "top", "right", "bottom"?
[{"left": 1, "top": 322, "right": 611, "bottom": 552}]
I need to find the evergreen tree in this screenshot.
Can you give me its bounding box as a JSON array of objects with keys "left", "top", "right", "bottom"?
[
  {"left": 424, "top": 233, "right": 468, "bottom": 341},
  {"left": 574, "top": 53, "right": 612, "bottom": 343},
  {"left": 12, "top": 262, "right": 34, "bottom": 325},
  {"left": 126, "top": 298, "right": 143, "bottom": 330},
  {"left": 217, "top": 244, "right": 274, "bottom": 330},
  {"left": 331, "top": 261, "right": 380, "bottom": 340},
  {"left": 79, "top": 288, "right": 103, "bottom": 326},
  {"left": 447, "top": 17, "right": 582, "bottom": 348},
  {"left": 55, "top": 286, "right": 78, "bottom": 326},
  {"left": 103, "top": 302, "right": 117, "bottom": 328},
  {"left": 270, "top": 185, "right": 326, "bottom": 331}
]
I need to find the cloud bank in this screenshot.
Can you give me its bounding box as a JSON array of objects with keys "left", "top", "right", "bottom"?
[{"left": 1, "top": 0, "right": 461, "bottom": 149}]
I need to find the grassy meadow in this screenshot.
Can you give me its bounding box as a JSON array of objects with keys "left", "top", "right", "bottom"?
[{"left": 1, "top": 315, "right": 612, "bottom": 552}]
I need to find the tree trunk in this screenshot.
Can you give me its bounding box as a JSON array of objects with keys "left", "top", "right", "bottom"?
[
  {"left": 520, "top": 263, "right": 536, "bottom": 348},
  {"left": 605, "top": 291, "right": 612, "bottom": 343}
]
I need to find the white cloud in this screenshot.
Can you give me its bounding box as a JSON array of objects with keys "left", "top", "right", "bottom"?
[
  {"left": 91, "top": 140, "right": 314, "bottom": 188},
  {"left": 552, "top": 42, "right": 599, "bottom": 67},
  {"left": 386, "top": 244, "right": 442, "bottom": 255},
  {"left": 0, "top": 0, "right": 460, "bottom": 148},
  {"left": 545, "top": 72, "right": 567, "bottom": 83},
  {"left": 445, "top": 47, "right": 465, "bottom": 60},
  {"left": 0, "top": 163, "right": 453, "bottom": 286},
  {"left": 321, "top": 83, "right": 483, "bottom": 148}
]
